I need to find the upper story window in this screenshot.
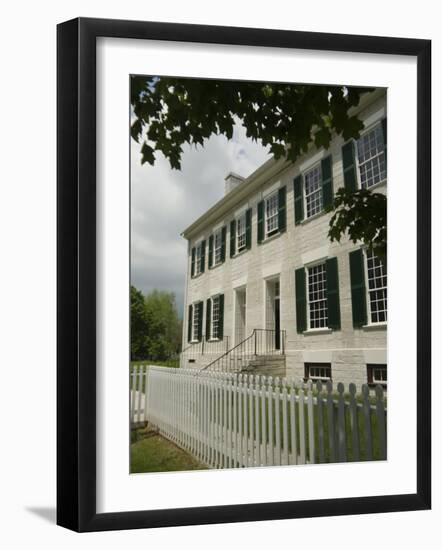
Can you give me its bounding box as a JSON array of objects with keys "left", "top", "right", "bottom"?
[
  {"left": 304, "top": 164, "right": 323, "bottom": 218},
  {"left": 356, "top": 123, "right": 387, "bottom": 189},
  {"left": 365, "top": 249, "right": 387, "bottom": 324},
  {"left": 257, "top": 187, "right": 286, "bottom": 243},
  {"left": 191, "top": 240, "right": 205, "bottom": 278},
  {"left": 342, "top": 119, "right": 387, "bottom": 193},
  {"left": 209, "top": 226, "right": 226, "bottom": 268},
  {"left": 265, "top": 192, "right": 279, "bottom": 235},
  {"left": 307, "top": 262, "right": 328, "bottom": 329},
  {"left": 236, "top": 213, "right": 246, "bottom": 252},
  {"left": 294, "top": 156, "right": 333, "bottom": 225},
  {"left": 214, "top": 229, "right": 223, "bottom": 265}
]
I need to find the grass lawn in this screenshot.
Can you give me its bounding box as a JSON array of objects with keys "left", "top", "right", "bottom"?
[{"left": 131, "top": 429, "right": 207, "bottom": 473}]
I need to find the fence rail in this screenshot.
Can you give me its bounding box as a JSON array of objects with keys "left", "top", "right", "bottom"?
[{"left": 131, "top": 365, "right": 387, "bottom": 468}]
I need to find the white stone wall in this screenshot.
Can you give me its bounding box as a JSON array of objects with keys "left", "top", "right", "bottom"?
[{"left": 181, "top": 93, "right": 387, "bottom": 388}]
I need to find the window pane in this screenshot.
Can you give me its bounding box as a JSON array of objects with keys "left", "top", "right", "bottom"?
[
  {"left": 211, "top": 296, "right": 220, "bottom": 339},
  {"left": 265, "top": 192, "right": 279, "bottom": 235},
  {"left": 307, "top": 263, "right": 328, "bottom": 329},
  {"left": 236, "top": 214, "right": 246, "bottom": 251},
  {"left": 357, "top": 124, "right": 386, "bottom": 189},
  {"left": 366, "top": 250, "right": 387, "bottom": 323},
  {"left": 214, "top": 230, "right": 222, "bottom": 265},
  {"left": 304, "top": 164, "right": 323, "bottom": 218}
]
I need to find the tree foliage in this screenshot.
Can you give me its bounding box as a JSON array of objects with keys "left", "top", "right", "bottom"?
[
  {"left": 327, "top": 188, "right": 386, "bottom": 261},
  {"left": 130, "top": 286, "right": 182, "bottom": 361},
  {"left": 131, "top": 77, "right": 385, "bottom": 256},
  {"left": 131, "top": 77, "right": 371, "bottom": 170}
]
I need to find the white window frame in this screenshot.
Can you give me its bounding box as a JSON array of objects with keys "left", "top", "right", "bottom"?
[
  {"left": 265, "top": 191, "right": 279, "bottom": 237},
  {"left": 213, "top": 229, "right": 223, "bottom": 266},
  {"left": 192, "top": 301, "right": 201, "bottom": 342},
  {"left": 355, "top": 121, "right": 387, "bottom": 190},
  {"left": 210, "top": 295, "right": 221, "bottom": 340},
  {"left": 303, "top": 162, "right": 323, "bottom": 219},
  {"left": 194, "top": 242, "right": 203, "bottom": 276},
  {"left": 305, "top": 363, "right": 332, "bottom": 382},
  {"left": 306, "top": 262, "right": 328, "bottom": 330},
  {"left": 364, "top": 249, "right": 387, "bottom": 325},
  {"left": 368, "top": 364, "right": 387, "bottom": 386},
  {"left": 236, "top": 213, "right": 247, "bottom": 253}
]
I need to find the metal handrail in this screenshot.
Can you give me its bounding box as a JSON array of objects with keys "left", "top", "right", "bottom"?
[{"left": 201, "top": 328, "right": 286, "bottom": 373}]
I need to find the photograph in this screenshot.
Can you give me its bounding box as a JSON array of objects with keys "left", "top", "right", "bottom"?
[{"left": 129, "top": 76, "right": 388, "bottom": 474}]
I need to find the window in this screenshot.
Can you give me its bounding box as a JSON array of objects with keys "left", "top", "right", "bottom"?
[
  {"left": 304, "top": 164, "right": 323, "bottom": 218},
  {"left": 236, "top": 213, "right": 246, "bottom": 252},
  {"left": 213, "top": 229, "right": 223, "bottom": 265},
  {"left": 265, "top": 192, "right": 279, "bottom": 236},
  {"left": 356, "top": 123, "right": 386, "bottom": 189},
  {"left": 305, "top": 363, "right": 332, "bottom": 382},
  {"left": 367, "top": 364, "right": 387, "bottom": 386},
  {"left": 192, "top": 301, "right": 201, "bottom": 341},
  {"left": 194, "top": 242, "right": 204, "bottom": 276},
  {"left": 366, "top": 249, "right": 387, "bottom": 323},
  {"left": 211, "top": 296, "right": 221, "bottom": 340},
  {"left": 307, "top": 263, "right": 328, "bottom": 329}
]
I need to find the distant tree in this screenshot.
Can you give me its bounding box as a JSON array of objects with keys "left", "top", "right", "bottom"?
[
  {"left": 144, "top": 290, "right": 182, "bottom": 360},
  {"left": 131, "top": 77, "right": 385, "bottom": 256},
  {"left": 130, "top": 285, "right": 149, "bottom": 361}
]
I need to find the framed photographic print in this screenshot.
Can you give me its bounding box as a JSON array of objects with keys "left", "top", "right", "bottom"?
[{"left": 57, "top": 18, "right": 431, "bottom": 532}]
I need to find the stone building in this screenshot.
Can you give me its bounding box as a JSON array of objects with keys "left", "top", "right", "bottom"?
[{"left": 180, "top": 89, "right": 387, "bottom": 389}]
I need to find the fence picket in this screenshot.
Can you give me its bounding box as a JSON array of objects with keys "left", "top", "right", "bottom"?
[
  {"left": 306, "top": 380, "right": 315, "bottom": 464},
  {"left": 267, "top": 376, "right": 274, "bottom": 466},
  {"left": 326, "top": 380, "right": 336, "bottom": 463},
  {"left": 337, "top": 382, "right": 347, "bottom": 462},
  {"left": 362, "top": 384, "right": 373, "bottom": 461},
  {"left": 375, "top": 385, "right": 387, "bottom": 460},
  {"left": 289, "top": 379, "right": 297, "bottom": 465},
  {"left": 298, "top": 382, "right": 306, "bottom": 465},
  {"left": 282, "top": 379, "right": 289, "bottom": 466},
  {"left": 348, "top": 383, "right": 360, "bottom": 461}
]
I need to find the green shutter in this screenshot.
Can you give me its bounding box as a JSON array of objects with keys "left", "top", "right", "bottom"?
[
  {"left": 257, "top": 200, "right": 264, "bottom": 243},
  {"left": 191, "top": 247, "right": 196, "bottom": 277},
  {"left": 245, "top": 208, "right": 252, "bottom": 249},
  {"left": 278, "top": 186, "right": 287, "bottom": 233},
  {"left": 208, "top": 235, "right": 214, "bottom": 268},
  {"left": 197, "top": 302, "right": 203, "bottom": 341},
  {"left": 295, "top": 268, "right": 307, "bottom": 333},
  {"left": 221, "top": 227, "right": 226, "bottom": 263},
  {"left": 218, "top": 294, "right": 224, "bottom": 339},
  {"left": 230, "top": 220, "right": 236, "bottom": 258},
  {"left": 342, "top": 141, "right": 357, "bottom": 192},
  {"left": 293, "top": 175, "right": 304, "bottom": 224},
  {"left": 200, "top": 240, "right": 206, "bottom": 273},
  {"left": 326, "top": 257, "right": 341, "bottom": 330},
  {"left": 349, "top": 249, "right": 367, "bottom": 328},
  {"left": 321, "top": 155, "right": 333, "bottom": 210},
  {"left": 381, "top": 117, "right": 387, "bottom": 169},
  {"left": 187, "top": 304, "right": 193, "bottom": 342},
  {"left": 206, "top": 298, "right": 212, "bottom": 340}
]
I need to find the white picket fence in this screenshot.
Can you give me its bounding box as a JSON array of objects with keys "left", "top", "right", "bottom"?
[{"left": 131, "top": 365, "right": 387, "bottom": 467}]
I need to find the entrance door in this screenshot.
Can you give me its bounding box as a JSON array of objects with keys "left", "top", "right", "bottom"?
[
  {"left": 235, "top": 288, "right": 246, "bottom": 345},
  {"left": 266, "top": 278, "right": 281, "bottom": 351},
  {"left": 274, "top": 281, "right": 280, "bottom": 350}
]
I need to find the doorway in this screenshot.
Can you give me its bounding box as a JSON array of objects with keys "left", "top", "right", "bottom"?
[
  {"left": 234, "top": 288, "right": 247, "bottom": 345},
  {"left": 266, "top": 278, "right": 281, "bottom": 350}
]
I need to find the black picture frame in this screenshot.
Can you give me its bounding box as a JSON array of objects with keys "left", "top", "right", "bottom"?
[{"left": 57, "top": 17, "right": 431, "bottom": 532}]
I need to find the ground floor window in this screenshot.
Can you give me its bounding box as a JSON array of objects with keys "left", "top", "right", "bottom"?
[
  {"left": 366, "top": 249, "right": 387, "bottom": 324},
  {"left": 307, "top": 262, "right": 328, "bottom": 329},
  {"left": 367, "top": 364, "right": 387, "bottom": 386},
  {"left": 192, "top": 301, "right": 201, "bottom": 341},
  {"left": 304, "top": 363, "right": 332, "bottom": 382},
  {"left": 211, "top": 295, "right": 221, "bottom": 340}
]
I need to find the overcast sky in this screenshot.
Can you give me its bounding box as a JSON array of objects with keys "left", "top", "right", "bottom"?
[{"left": 130, "top": 117, "right": 271, "bottom": 317}]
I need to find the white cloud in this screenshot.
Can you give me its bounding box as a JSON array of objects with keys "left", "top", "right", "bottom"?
[{"left": 131, "top": 119, "right": 271, "bottom": 315}]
